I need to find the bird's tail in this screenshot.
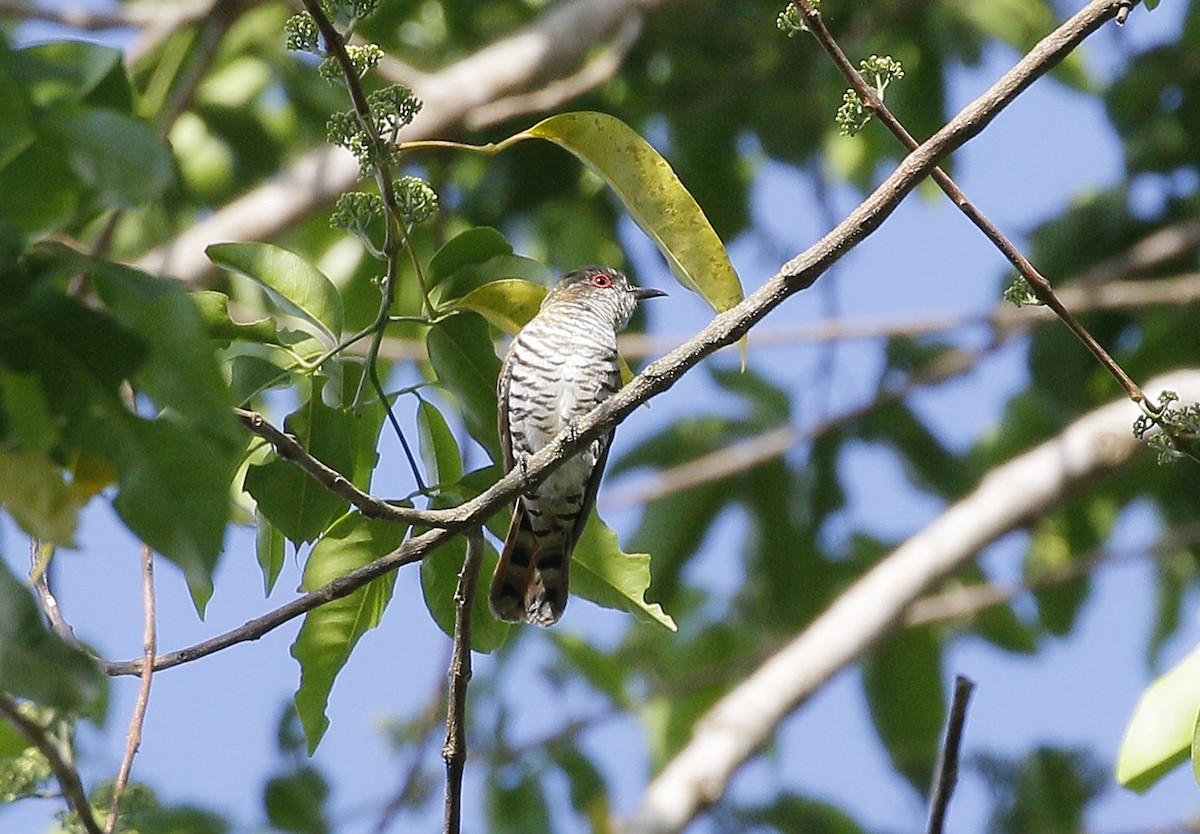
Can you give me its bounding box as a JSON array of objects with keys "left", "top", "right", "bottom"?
[{"left": 488, "top": 505, "right": 571, "bottom": 627}]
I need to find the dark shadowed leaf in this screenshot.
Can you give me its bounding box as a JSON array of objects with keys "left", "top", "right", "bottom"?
[
  {"left": 0, "top": 560, "right": 106, "bottom": 716},
  {"left": 51, "top": 107, "right": 174, "bottom": 207},
  {"left": 425, "top": 311, "right": 503, "bottom": 463},
  {"left": 245, "top": 390, "right": 353, "bottom": 546},
  {"left": 420, "top": 534, "right": 509, "bottom": 654},
  {"left": 861, "top": 625, "right": 946, "bottom": 794},
  {"left": 265, "top": 765, "right": 330, "bottom": 834},
  {"left": 486, "top": 765, "right": 553, "bottom": 834}
]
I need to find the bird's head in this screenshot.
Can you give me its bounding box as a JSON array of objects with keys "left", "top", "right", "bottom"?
[{"left": 543, "top": 266, "right": 667, "bottom": 329}]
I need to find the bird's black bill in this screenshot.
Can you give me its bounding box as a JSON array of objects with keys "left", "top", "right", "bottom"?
[{"left": 632, "top": 287, "right": 668, "bottom": 300}]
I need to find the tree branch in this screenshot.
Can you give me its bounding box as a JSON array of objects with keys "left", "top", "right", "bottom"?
[
  {"left": 620, "top": 368, "right": 1200, "bottom": 834},
  {"left": 110, "top": 0, "right": 1129, "bottom": 678},
  {"left": 442, "top": 531, "right": 483, "bottom": 834},
  {"left": 792, "top": 0, "right": 1150, "bottom": 406},
  {"left": 235, "top": 408, "right": 443, "bottom": 526},
  {"left": 105, "top": 545, "right": 157, "bottom": 833},
  {"left": 0, "top": 694, "right": 101, "bottom": 834},
  {"left": 926, "top": 675, "right": 974, "bottom": 834}
]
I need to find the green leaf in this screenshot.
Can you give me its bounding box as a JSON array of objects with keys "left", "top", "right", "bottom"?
[
  {"left": 0, "top": 138, "right": 79, "bottom": 234},
  {"left": 191, "top": 290, "right": 281, "bottom": 345},
  {"left": 0, "top": 450, "right": 81, "bottom": 546},
  {"left": 255, "top": 508, "right": 286, "bottom": 596},
  {"left": 0, "top": 368, "right": 58, "bottom": 453},
  {"left": 523, "top": 112, "right": 743, "bottom": 316},
  {"left": 486, "top": 766, "right": 553, "bottom": 834},
  {"left": 1117, "top": 643, "right": 1200, "bottom": 791},
  {"left": 100, "top": 414, "right": 232, "bottom": 611},
  {"left": 50, "top": 107, "right": 174, "bottom": 208},
  {"left": 0, "top": 719, "right": 30, "bottom": 760},
  {"left": 426, "top": 226, "right": 512, "bottom": 291},
  {"left": 735, "top": 794, "right": 869, "bottom": 834},
  {"left": 292, "top": 512, "right": 408, "bottom": 753},
  {"left": 0, "top": 560, "right": 106, "bottom": 716},
  {"left": 571, "top": 512, "right": 676, "bottom": 631},
  {"left": 265, "top": 765, "right": 330, "bottom": 834},
  {"left": 0, "top": 70, "right": 34, "bottom": 172},
  {"left": 420, "top": 534, "right": 510, "bottom": 653},
  {"left": 6, "top": 42, "right": 130, "bottom": 109},
  {"left": 861, "top": 625, "right": 946, "bottom": 793},
  {"left": 85, "top": 257, "right": 239, "bottom": 445},
  {"left": 435, "top": 253, "right": 553, "bottom": 309},
  {"left": 245, "top": 392, "right": 353, "bottom": 546},
  {"left": 454, "top": 278, "right": 547, "bottom": 335},
  {"left": 425, "top": 311, "right": 503, "bottom": 463},
  {"left": 417, "top": 399, "right": 463, "bottom": 489},
  {"left": 207, "top": 242, "right": 344, "bottom": 342}
]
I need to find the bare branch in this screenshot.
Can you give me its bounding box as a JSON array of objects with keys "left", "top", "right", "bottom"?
[
  {"left": 620, "top": 368, "right": 1200, "bottom": 834},
  {"left": 0, "top": 694, "right": 101, "bottom": 834},
  {"left": 235, "top": 408, "right": 444, "bottom": 526},
  {"left": 442, "top": 531, "right": 483, "bottom": 834},
  {"left": 792, "top": 0, "right": 1150, "bottom": 407},
  {"left": 29, "top": 541, "right": 86, "bottom": 652},
  {"left": 105, "top": 545, "right": 157, "bottom": 833},
  {"left": 111, "top": 0, "right": 1129, "bottom": 678},
  {"left": 905, "top": 522, "right": 1200, "bottom": 627},
  {"left": 465, "top": 13, "right": 643, "bottom": 130},
  {"left": 927, "top": 676, "right": 974, "bottom": 834}
]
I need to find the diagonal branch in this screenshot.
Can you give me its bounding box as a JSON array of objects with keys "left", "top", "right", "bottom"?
[
  {"left": 108, "top": 0, "right": 1132, "bottom": 678},
  {"left": 620, "top": 368, "right": 1200, "bottom": 834},
  {"left": 792, "top": 0, "right": 1149, "bottom": 406},
  {"left": 0, "top": 694, "right": 102, "bottom": 834}
]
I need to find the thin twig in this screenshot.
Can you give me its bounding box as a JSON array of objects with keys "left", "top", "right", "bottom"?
[
  {"left": 465, "top": 13, "right": 643, "bottom": 130},
  {"left": 906, "top": 522, "right": 1200, "bottom": 627},
  {"left": 791, "top": 0, "right": 1150, "bottom": 407},
  {"left": 0, "top": 693, "right": 102, "bottom": 834},
  {"left": 29, "top": 540, "right": 87, "bottom": 652},
  {"left": 443, "top": 531, "right": 483, "bottom": 834},
  {"left": 234, "top": 408, "right": 442, "bottom": 525},
  {"left": 105, "top": 545, "right": 157, "bottom": 833},
  {"left": 926, "top": 675, "right": 974, "bottom": 834},
  {"left": 301, "top": 0, "right": 431, "bottom": 490}
]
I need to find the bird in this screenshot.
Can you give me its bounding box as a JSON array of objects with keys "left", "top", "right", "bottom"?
[{"left": 489, "top": 266, "right": 666, "bottom": 626}]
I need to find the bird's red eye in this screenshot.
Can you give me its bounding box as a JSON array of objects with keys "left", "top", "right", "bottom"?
[{"left": 591, "top": 272, "right": 613, "bottom": 288}]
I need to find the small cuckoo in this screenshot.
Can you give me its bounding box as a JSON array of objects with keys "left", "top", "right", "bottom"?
[{"left": 489, "top": 266, "right": 666, "bottom": 626}]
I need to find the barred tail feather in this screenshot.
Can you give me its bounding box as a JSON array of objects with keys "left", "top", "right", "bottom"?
[
  {"left": 489, "top": 507, "right": 536, "bottom": 623},
  {"left": 488, "top": 504, "right": 573, "bottom": 627}
]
